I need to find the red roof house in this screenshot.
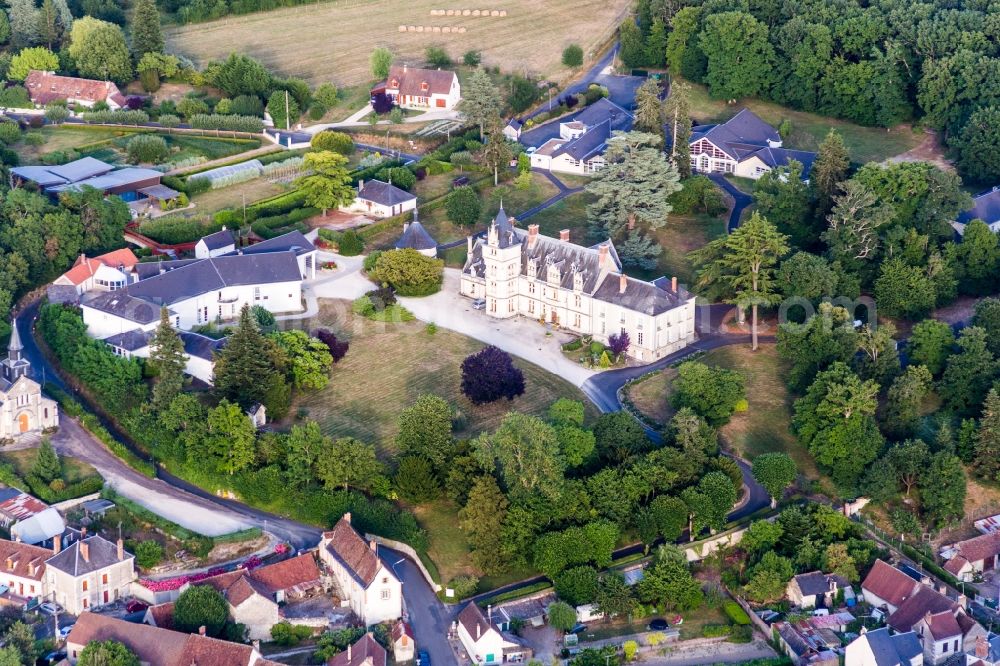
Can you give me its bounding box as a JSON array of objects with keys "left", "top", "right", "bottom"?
[{"left": 25, "top": 71, "right": 127, "bottom": 109}]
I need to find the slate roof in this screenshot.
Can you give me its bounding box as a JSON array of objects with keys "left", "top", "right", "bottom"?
[
  {"left": 137, "top": 184, "right": 181, "bottom": 201},
  {"left": 552, "top": 120, "right": 611, "bottom": 161},
  {"left": 793, "top": 571, "right": 852, "bottom": 597},
  {"left": 458, "top": 602, "right": 499, "bottom": 642},
  {"left": 0, "top": 538, "right": 51, "bottom": 581},
  {"left": 690, "top": 108, "right": 816, "bottom": 177},
  {"left": 506, "top": 118, "right": 522, "bottom": 131},
  {"left": 357, "top": 179, "right": 417, "bottom": 207},
  {"left": 241, "top": 230, "right": 316, "bottom": 257},
  {"left": 104, "top": 329, "right": 151, "bottom": 352},
  {"left": 573, "top": 97, "right": 633, "bottom": 130},
  {"left": 133, "top": 258, "right": 201, "bottom": 280},
  {"left": 858, "top": 628, "right": 923, "bottom": 666},
  {"left": 46, "top": 535, "right": 133, "bottom": 577},
  {"left": 83, "top": 292, "right": 161, "bottom": 325},
  {"left": 328, "top": 633, "right": 387, "bottom": 666},
  {"left": 385, "top": 65, "right": 456, "bottom": 97},
  {"left": 591, "top": 271, "right": 692, "bottom": 316},
  {"left": 862, "top": 559, "right": 918, "bottom": 608},
  {"left": 125, "top": 252, "right": 302, "bottom": 306},
  {"left": 958, "top": 188, "right": 1000, "bottom": 225},
  {"left": 180, "top": 331, "right": 226, "bottom": 361},
  {"left": 395, "top": 219, "right": 437, "bottom": 251},
  {"left": 67, "top": 612, "right": 258, "bottom": 666},
  {"left": 749, "top": 147, "right": 818, "bottom": 178},
  {"left": 323, "top": 516, "right": 390, "bottom": 588},
  {"left": 25, "top": 71, "right": 126, "bottom": 107},
  {"left": 199, "top": 229, "right": 236, "bottom": 251}
]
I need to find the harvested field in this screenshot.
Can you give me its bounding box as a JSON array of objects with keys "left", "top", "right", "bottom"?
[{"left": 165, "top": 0, "right": 630, "bottom": 87}]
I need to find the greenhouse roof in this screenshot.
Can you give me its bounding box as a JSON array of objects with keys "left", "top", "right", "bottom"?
[{"left": 190, "top": 159, "right": 264, "bottom": 183}]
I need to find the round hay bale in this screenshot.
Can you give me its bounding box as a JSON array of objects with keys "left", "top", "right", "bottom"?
[
  {"left": 399, "top": 24, "right": 407, "bottom": 30},
  {"left": 472, "top": 9, "right": 480, "bottom": 15},
  {"left": 416, "top": 25, "right": 424, "bottom": 31},
  {"left": 499, "top": 9, "right": 506, "bottom": 15},
  {"left": 462, "top": 9, "right": 471, "bottom": 15},
  {"left": 408, "top": 25, "right": 416, "bottom": 30},
  {"left": 458, "top": 26, "right": 466, "bottom": 32},
  {"left": 433, "top": 25, "right": 441, "bottom": 31},
  {"left": 442, "top": 25, "right": 451, "bottom": 32},
  {"left": 491, "top": 10, "right": 499, "bottom": 16},
  {"left": 446, "top": 9, "right": 454, "bottom": 15}
]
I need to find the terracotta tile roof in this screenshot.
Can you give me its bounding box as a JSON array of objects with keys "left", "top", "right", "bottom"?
[
  {"left": 944, "top": 555, "right": 971, "bottom": 575},
  {"left": 0, "top": 538, "right": 51, "bottom": 581},
  {"left": 249, "top": 553, "right": 321, "bottom": 594},
  {"left": 225, "top": 575, "right": 271, "bottom": 607},
  {"left": 385, "top": 65, "right": 456, "bottom": 98},
  {"left": 58, "top": 249, "right": 139, "bottom": 286},
  {"left": 391, "top": 622, "right": 414, "bottom": 643},
  {"left": 328, "top": 633, "right": 386, "bottom": 666},
  {"left": 25, "top": 71, "right": 126, "bottom": 106},
  {"left": 953, "top": 532, "right": 1000, "bottom": 564},
  {"left": 195, "top": 570, "right": 245, "bottom": 594},
  {"left": 323, "top": 516, "right": 386, "bottom": 587},
  {"left": 67, "top": 612, "right": 259, "bottom": 666},
  {"left": 923, "top": 610, "right": 962, "bottom": 640},
  {"left": 888, "top": 586, "right": 959, "bottom": 633},
  {"left": 862, "top": 559, "right": 918, "bottom": 608},
  {"left": 145, "top": 601, "right": 175, "bottom": 630}
]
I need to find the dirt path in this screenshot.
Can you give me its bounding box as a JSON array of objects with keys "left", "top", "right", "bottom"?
[
  {"left": 165, "top": 143, "right": 285, "bottom": 176},
  {"left": 885, "top": 129, "right": 954, "bottom": 172}
]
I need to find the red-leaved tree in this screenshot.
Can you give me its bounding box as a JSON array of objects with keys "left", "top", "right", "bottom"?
[{"left": 461, "top": 345, "right": 526, "bottom": 404}]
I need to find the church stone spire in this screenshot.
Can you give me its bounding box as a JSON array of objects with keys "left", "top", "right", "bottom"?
[{"left": 2, "top": 320, "right": 30, "bottom": 382}]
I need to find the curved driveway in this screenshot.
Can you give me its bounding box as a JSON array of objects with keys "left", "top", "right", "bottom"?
[{"left": 708, "top": 174, "right": 754, "bottom": 232}]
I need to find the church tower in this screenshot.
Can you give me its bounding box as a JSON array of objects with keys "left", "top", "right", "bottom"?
[{"left": 2, "top": 320, "right": 31, "bottom": 383}]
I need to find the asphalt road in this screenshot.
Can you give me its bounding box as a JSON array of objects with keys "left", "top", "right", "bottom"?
[
  {"left": 385, "top": 548, "right": 458, "bottom": 666},
  {"left": 709, "top": 174, "right": 754, "bottom": 232}
]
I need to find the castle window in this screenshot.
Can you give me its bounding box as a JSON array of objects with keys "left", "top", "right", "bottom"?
[{"left": 574, "top": 295, "right": 581, "bottom": 308}]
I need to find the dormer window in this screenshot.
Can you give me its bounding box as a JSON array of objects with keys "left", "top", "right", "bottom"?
[
  {"left": 390, "top": 79, "right": 399, "bottom": 88},
  {"left": 528, "top": 258, "right": 538, "bottom": 278},
  {"left": 573, "top": 272, "right": 583, "bottom": 291},
  {"left": 420, "top": 81, "right": 429, "bottom": 92},
  {"left": 547, "top": 265, "right": 560, "bottom": 284}
]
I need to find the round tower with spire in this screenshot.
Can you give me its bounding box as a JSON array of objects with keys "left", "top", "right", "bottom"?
[{"left": 1, "top": 319, "right": 30, "bottom": 384}]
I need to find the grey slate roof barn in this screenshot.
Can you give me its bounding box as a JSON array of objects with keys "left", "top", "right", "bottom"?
[{"left": 357, "top": 180, "right": 417, "bottom": 208}]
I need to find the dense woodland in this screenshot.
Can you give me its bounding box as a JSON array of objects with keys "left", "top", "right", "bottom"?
[{"left": 622, "top": 0, "right": 1000, "bottom": 182}]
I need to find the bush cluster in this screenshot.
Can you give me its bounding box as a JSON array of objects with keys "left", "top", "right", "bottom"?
[
  {"left": 126, "top": 134, "right": 170, "bottom": 164},
  {"left": 82, "top": 109, "right": 150, "bottom": 124},
  {"left": 188, "top": 113, "right": 264, "bottom": 133}
]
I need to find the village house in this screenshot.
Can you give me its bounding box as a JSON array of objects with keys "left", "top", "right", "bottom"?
[
  {"left": 24, "top": 70, "right": 127, "bottom": 109},
  {"left": 102, "top": 328, "right": 225, "bottom": 385},
  {"left": 941, "top": 532, "right": 1000, "bottom": 581},
  {"left": 392, "top": 622, "right": 415, "bottom": 662},
  {"left": 455, "top": 602, "right": 531, "bottom": 665},
  {"left": 66, "top": 612, "right": 279, "bottom": 666},
  {"left": 51, "top": 249, "right": 140, "bottom": 296},
  {"left": 689, "top": 108, "right": 817, "bottom": 180},
  {"left": 503, "top": 118, "right": 522, "bottom": 141},
  {"left": 861, "top": 559, "right": 922, "bottom": 614},
  {"left": 528, "top": 98, "right": 633, "bottom": 175},
  {"left": 318, "top": 513, "right": 402, "bottom": 626},
  {"left": 787, "top": 571, "right": 855, "bottom": 609},
  {"left": 395, "top": 213, "right": 438, "bottom": 258},
  {"left": 774, "top": 621, "right": 839, "bottom": 666},
  {"left": 195, "top": 228, "right": 237, "bottom": 259},
  {"left": 376, "top": 65, "right": 461, "bottom": 110},
  {"left": 0, "top": 539, "right": 50, "bottom": 605},
  {"left": 845, "top": 627, "right": 924, "bottom": 666},
  {"left": 349, "top": 179, "right": 418, "bottom": 219},
  {"left": 956, "top": 187, "right": 1000, "bottom": 235},
  {"left": 966, "top": 634, "right": 1000, "bottom": 666},
  {"left": 0, "top": 323, "right": 58, "bottom": 438},
  {"left": 331, "top": 633, "right": 387, "bottom": 666},
  {"left": 461, "top": 208, "right": 697, "bottom": 361},
  {"left": 45, "top": 534, "right": 135, "bottom": 614}
]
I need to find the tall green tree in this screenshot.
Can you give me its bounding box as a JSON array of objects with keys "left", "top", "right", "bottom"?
[
  {"left": 396, "top": 394, "right": 453, "bottom": 470},
  {"left": 212, "top": 304, "right": 285, "bottom": 410},
  {"left": 482, "top": 122, "right": 513, "bottom": 186},
  {"left": 267, "top": 89, "right": 299, "bottom": 130},
  {"left": 938, "top": 326, "right": 997, "bottom": 416},
  {"left": 459, "top": 476, "right": 510, "bottom": 574},
  {"left": 472, "top": 413, "right": 565, "bottom": 502},
  {"left": 662, "top": 79, "right": 692, "bottom": 177},
  {"left": 68, "top": 17, "right": 132, "bottom": 82},
  {"left": 920, "top": 452, "right": 966, "bottom": 526},
  {"left": 751, "top": 452, "right": 796, "bottom": 505},
  {"left": 370, "top": 47, "right": 392, "bottom": 80},
  {"left": 699, "top": 12, "right": 774, "bottom": 100},
  {"left": 974, "top": 388, "right": 1000, "bottom": 481},
  {"left": 204, "top": 400, "right": 256, "bottom": 475},
  {"left": 822, "top": 180, "right": 893, "bottom": 273},
  {"left": 459, "top": 69, "right": 501, "bottom": 140},
  {"left": 296, "top": 151, "right": 354, "bottom": 216},
  {"left": 316, "top": 437, "right": 384, "bottom": 492},
  {"left": 174, "top": 585, "right": 229, "bottom": 636},
  {"left": 633, "top": 78, "right": 663, "bottom": 137},
  {"left": 810, "top": 129, "right": 850, "bottom": 219},
  {"left": 36, "top": 0, "right": 58, "bottom": 49},
  {"left": 77, "top": 641, "right": 139, "bottom": 666},
  {"left": 907, "top": 319, "right": 955, "bottom": 377},
  {"left": 948, "top": 218, "right": 1000, "bottom": 295},
  {"left": 30, "top": 438, "right": 60, "bottom": 482},
  {"left": 620, "top": 18, "right": 647, "bottom": 69},
  {"left": 271, "top": 330, "right": 332, "bottom": 390},
  {"left": 883, "top": 365, "right": 933, "bottom": 438},
  {"left": 129, "top": 0, "right": 162, "bottom": 58},
  {"left": 149, "top": 307, "right": 186, "bottom": 412},
  {"left": 954, "top": 106, "right": 1000, "bottom": 183},
  {"left": 7, "top": 0, "right": 39, "bottom": 47},
  {"left": 753, "top": 160, "right": 814, "bottom": 246},
  {"left": 854, "top": 322, "right": 899, "bottom": 386},
  {"left": 690, "top": 212, "right": 789, "bottom": 350},
  {"left": 874, "top": 258, "right": 937, "bottom": 320},
  {"left": 285, "top": 420, "right": 328, "bottom": 488},
  {"left": 636, "top": 546, "right": 703, "bottom": 610}
]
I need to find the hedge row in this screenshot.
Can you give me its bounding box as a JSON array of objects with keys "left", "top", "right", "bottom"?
[
  {"left": 47, "top": 385, "right": 157, "bottom": 478},
  {"left": 81, "top": 110, "right": 150, "bottom": 125},
  {"left": 138, "top": 216, "right": 223, "bottom": 245},
  {"left": 188, "top": 114, "right": 264, "bottom": 133}
]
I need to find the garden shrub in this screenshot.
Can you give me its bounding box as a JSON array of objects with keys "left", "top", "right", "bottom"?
[
  {"left": 0, "top": 121, "right": 21, "bottom": 144},
  {"left": 368, "top": 249, "right": 443, "bottom": 296},
  {"left": 311, "top": 130, "right": 354, "bottom": 155},
  {"left": 375, "top": 166, "right": 416, "bottom": 191},
  {"left": 702, "top": 624, "right": 732, "bottom": 638},
  {"left": 158, "top": 114, "right": 180, "bottom": 128},
  {"left": 126, "top": 134, "right": 169, "bottom": 164},
  {"left": 134, "top": 540, "right": 164, "bottom": 569},
  {"left": 271, "top": 622, "right": 313, "bottom": 646},
  {"left": 188, "top": 114, "right": 264, "bottom": 132},
  {"left": 668, "top": 176, "right": 728, "bottom": 216},
  {"left": 363, "top": 250, "right": 384, "bottom": 272},
  {"left": 723, "top": 601, "right": 751, "bottom": 625},
  {"left": 337, "top": 229, "right": 364, "bottom": 256},
  {"left": 562, "top": 339, "right": 583, "bottom": 352},
  {"left": 230, "top": 95, "right": 264, "bottom": 117},
  {"left": 308, "top": 103, "right": 327, "bottom": 121},
  {"left": 81, "top": 109, "right": 150, "bottom": 124}
]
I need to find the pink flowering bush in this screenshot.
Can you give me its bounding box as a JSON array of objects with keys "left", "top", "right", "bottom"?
[
  {"left": 139, "top": 567, "right": 228, "bottom": 592},
  {"left": 274, "top": 543, "right": 290, "bottom": 555},
  {"left": 240, "top": 556, "right": 263, "bottom": 570}
]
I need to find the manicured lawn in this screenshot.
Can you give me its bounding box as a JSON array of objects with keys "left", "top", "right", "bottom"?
[
  {"left": 286, "top": 299, "right": 598, "bottom": 456},
  {"left": 625, "top": 343, "right": 821, "bottom": 481},
  {"left": 684, "top": 79, "right": 923, "bottom": 165},
  {"left": 80, "top": 134, "right": 262, "bottom": 166},
  {"left": 411, "top": 500, "right": 474, "bottom": 581},
  {"left": 190, "top": 179, "right": 291, "bottom": 214},
  {"left": 0, "top": 449, "right": 98, "bottom": 484},
  {"left": 528, "top": 190, "right": 593, "bottom": 241},
  {"left": 18, "top": 125, "right": 149, "bottom": 162}
]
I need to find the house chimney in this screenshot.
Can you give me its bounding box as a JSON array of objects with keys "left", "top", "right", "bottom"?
[
  {"left": 957, "top": 594, "right": 968, "bottom": 609},
  {"left": 80, "top": 541, "right": 89, "bottom": 563},
  {"left": 671, "top": 276, "right": 677, "bottom": 292},
  {"left": 369, "top": 540, "right": 378, "bottom": 554},
  {"left": 81, "top": 527, "right": 87, "bottom": 538},
  {"left": 488, "top": 605, "right": 492, "bottom": 622},
  {"left": 467, "top": 235, "right": 473, "bottom": 254},
  {"left": 559, "top": 229, "right": 570, "bottom": 242},
  {"left": 27, "top": 562, "right": 34, "bottom": 576},
  {"left": 938, "top": 583, "right": 948, "bottom": 594},
  {"left": 347, "top": 642, "right": 352, "bottom": 661},
  {"left": 476, "top": 623, "right": 480, "bottom": 640},
  {"left": 598, "top": 243, "right": 609, "bottom": 269},
  {"left": 53, "top": 534, "right": 61, "bottom": 555},
  {"left": 358, "top": 180, "right": 364, "bottom": 194},
  {"left": 199, "top": 626, "right": 207, "bottom": 636},
  {"left": 619, "top": 273, "right": 627, "bottom": 294},
  {"left": 343, "top": 512, "right": 351, "bottom": 524},
  {"left": 117, "top": 538, "right": 124, "bottom": 561},
  {"left": 528, "top": 224, "right": 539, "bottom": 248},
  {"left": 977, "top": 635, "right": 989, "bottom": 659}
]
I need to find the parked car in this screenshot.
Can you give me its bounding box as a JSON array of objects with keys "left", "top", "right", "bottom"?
[
  {"left": 417, "top": 650, "right": 430, "bottom": 666},
  {"left": 471, "top": 298, "right": 486, "bottom": 310},
  {"left": 125, "top": 600, "right": 149, "bottom": 613},
  {"left": 44, "top": 651, "right": 66, "bottom": 665},
  {"left": 648, "top": 618, "right": 669, "bottom": 631},
  {"left": 39, "top": 602, "right": 61, "bottom": 615},
  {"left": 58, "top": 624, "right": 74, "bottom": 639},
  {"left": 526, "top": 146, "right": 537, "bottom": 154},
  {"left": 0, "top": 585, "right": 9, "bottom": 596},
  {"left": 452, "top": 176, "right": 470, "bottom": 188},
  {"left": 569, "top": 623, "right": 587, "bottom": 634}
]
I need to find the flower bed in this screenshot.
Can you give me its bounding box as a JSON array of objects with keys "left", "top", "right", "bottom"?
[{"left": 139, "top": 566, "right": 229, "bottom": 592}]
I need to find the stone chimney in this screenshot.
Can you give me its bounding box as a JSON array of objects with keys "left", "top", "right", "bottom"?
[
  {"left": 81, "top": 527, "right": 87, "bottom": 538},
  {"left": 369, "top": 539, "right": 378, "bottom": 554},
  {"left": 528, "top": 224, "right": 539, "bottom": 248},
  {"left": 80, "top": 540, "right": 90, "bottom": 563},
  {"left": 358, "top": 180, "right": 364, "bottom": 194},
  {"left": 619, "top": 273, "right": 627, "bottom": 294},
  {"left": 347, "top": 641, "right": 353, "bottom": 661},
  {"left": 27, "top": 561, "right": 34, "bottom": 576},
  {"left": 467, "top": 235, "right": 473, "bottom": 254},
  {"left": 343, "top": 512, "right": 351, "bottom": 524},
  {"left": 598, "top": 243, "right": 609, "bottom": 270},
  {"left": 977, "top": 635, "right": 989, "bottom": 659},
  {"left": 957, "top": 594, "right": 968, "bottom": 609},
  {"left": 938, "top": 583, "right": 948, "bottom": 594},
  {"left": 671, "top": 276, "right": 678, "bottom": 292},
  {"left": 117, "top": 538, "right": 124, "bottom": 561},
  {"left": 559, "top": 229, "right": 570, "bottom": 242},
  {"left": 53, "top": 534, "right": 61, "bottom": 555},
  {"left": 199, "top": 626, "right": 207, "bottom": 636}
]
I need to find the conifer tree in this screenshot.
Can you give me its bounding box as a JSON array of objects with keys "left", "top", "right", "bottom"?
[
  {"left": 149, "top": 307, "right": 186, "bottom": 413},
  {"left": 482, "top": 121, "right": 512, "bottom": 186},
  {"left": 633, "top": 78, "right": 663, "bottom": 138},
  {"left": 36, "top": 0, "right": 57, "bottom": 49},
  {"left": 31, "top": 438, "right": 60, "bottom": 482},
  {"left": 213, "top": 304, "right": 284, "bottom": 409},
  {"left": 459, "top": 69, "right": 501, "bottom": 140},
  {"left": 662, "top": 80, "right": 692, "bottom": 177},
  {"left": 810, "top": 129, "right": 849, "bottom": 218},
  {"left": 975, "top": 388, "right": 1000, "bottom": 481},
  {"left": 129, "top": 0, "right": 163, "bottom": 59}
]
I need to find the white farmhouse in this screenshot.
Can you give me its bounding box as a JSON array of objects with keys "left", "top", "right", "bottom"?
[
  {"left": 195, "top": 227, "right": 236, "bottom": 259},
  {"left": 349, "top": 180, "right": 417, "bottom": 219},
  {"left": 377, "top": 65, "right": 461, "bottom": 110},
  {"left": 528, "top": 99, "right": 633, "bottom": 176},
  {"left": 689, "top": 108, "right": 816, "bottom": 180},
  {"left": 460, "top": 208, "right": 697, "bottom": 362},
  {"left": 51, "top": 249, "right": 139, "bottom": 295},
  {"left": 318, "top": 513, "right": 401, "bottom": 626},
  {"left": 456, "top": 602, "right": 531, "bottom": 665}
]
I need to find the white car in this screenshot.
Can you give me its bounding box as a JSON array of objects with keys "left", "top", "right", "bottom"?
[
  {"left": 471, "top": 298, "right": 486, "bottom": 310},
  {"left": 526, "top": 146, "right": 537, "bottom": 154},
  {"left": 58, "top": 624, "right": 74, "bottom": 639},
  {"left": 39, "top": 602, "right": 61, "bottom": 615}
]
